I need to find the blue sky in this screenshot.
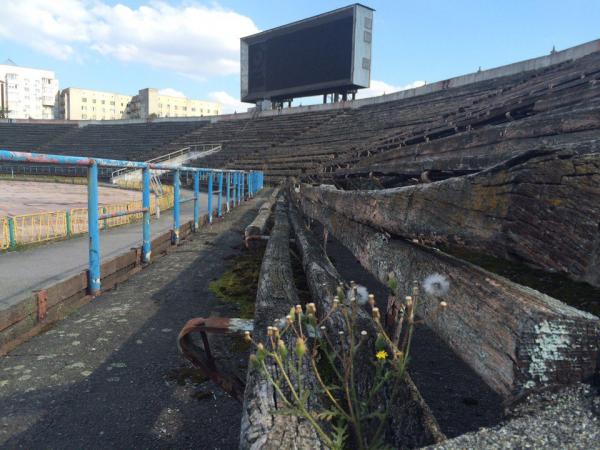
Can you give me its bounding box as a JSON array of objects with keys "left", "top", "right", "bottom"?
[{"left": 1, "top": 0, "right": 599, "bottom": 112}]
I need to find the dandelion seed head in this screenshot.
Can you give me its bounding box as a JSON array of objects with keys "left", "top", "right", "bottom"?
[
  {"left": 423, "top": 273, "right": 450, "bottom": 297},
  {"left": 277, "top": 317, "right": 288, "bottom": 330},
  {"left": 346, "top": 284, "right": 369, "bottom": 305}
]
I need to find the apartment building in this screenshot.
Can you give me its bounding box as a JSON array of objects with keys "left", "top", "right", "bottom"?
[
  {"left": 127, "top": 88, "right": 220, "bottom": 119},
  {"left": 59, "top": 88, "right": 132, "bottom": 121},
  {"left": 0, "top": 60, "right": 59, "bottom": 119}
]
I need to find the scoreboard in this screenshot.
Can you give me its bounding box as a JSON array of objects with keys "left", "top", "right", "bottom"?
[{"left": 241, "top": 4, "right": 374, "bottom": 103}]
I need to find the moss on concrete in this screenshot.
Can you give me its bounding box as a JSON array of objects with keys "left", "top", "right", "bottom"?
[{"left": 208, "top": 249, "right": 264, "bottom": 319}]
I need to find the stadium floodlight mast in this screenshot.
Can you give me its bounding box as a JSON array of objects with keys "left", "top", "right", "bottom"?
[{"left": 0, "top": 149, "right": 263, "bottom": 295}]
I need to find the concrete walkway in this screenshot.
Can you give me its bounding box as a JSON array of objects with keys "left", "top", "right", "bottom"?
[
  {"left": 0, "top": 191, "right": 220, "bottom": 310},
  {"left": 0, "top": 191, "right": 266, "bottom": 449}
]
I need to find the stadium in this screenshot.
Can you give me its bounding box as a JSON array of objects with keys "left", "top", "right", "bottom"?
[{"left": 0, "top": 2, "right": 599, "bottom": 449}]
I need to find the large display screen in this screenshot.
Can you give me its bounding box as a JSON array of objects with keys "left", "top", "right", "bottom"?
[{"left": 241, "top": 4, "right": 373, "bottom": 102}]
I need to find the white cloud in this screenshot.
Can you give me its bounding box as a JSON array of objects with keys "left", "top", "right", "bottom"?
[
  {"left": 158, "top": 88, "right": 186, "bottom": 98},
  {"left": 355, "top": 79, "right": 427, "bottom": 99},
  {"left": 0, "top": 0, "right": 259, "bottom": 79},
  {"left": 209, "top": 91, "right": 253, "bottom": 114}
]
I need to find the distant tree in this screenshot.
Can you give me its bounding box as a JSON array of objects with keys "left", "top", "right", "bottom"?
[
  {"left": 147, "top": 113, "right": 158, "bottom": 120},
  {"left": 0, "top": 108, "right": 8, "bottom": 119}
]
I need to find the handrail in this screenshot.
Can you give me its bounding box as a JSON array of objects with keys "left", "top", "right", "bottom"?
[
  {"left": 0, "top": 148, "right": 232, "bottom": 172},
  {"left": 110, "top": 143, "right": 222, "bottom": 179},
  {"left": 0, "top": 148, "right": 263, "bottom": 296}
]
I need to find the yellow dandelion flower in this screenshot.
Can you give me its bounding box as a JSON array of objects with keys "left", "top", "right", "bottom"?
[{"left": 375, "top": 350, "right": 388, "bottom": 360}]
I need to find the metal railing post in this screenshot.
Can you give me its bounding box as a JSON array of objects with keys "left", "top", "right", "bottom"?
[
  {"left": 193, "top": 170, "right": 200, "bottom": 231},
  {"left": 7, "top": 217, "right": 16, "bottom": 249},
  {"left": 172, "top": 169, "right": 181, "bottom": 244},
  {"left": 217, "top": 171, "right": 223, "bottom": 217},
  {"left": 226, "top": 172, "right": 231, "bottom": 212},
  {"left": 234, "top": 172, "right": 239, "bottom": 206},
  {"left": 66, "top": 209, "right": 72, "bottom": 238},
  {"left": 239, "top": 173, "right": 243, "bottom": 202},
  {"left": 241, "top": 172, "right": 245, "bottom": 200},
  {"left": 142, "top": 166, "right": 151, "bottom": 263},
  {"left": 208, "top": 171, "right": 214, "bottom": 223},
  {"left": 87, "top": 161, "right": 101, "bottom": 295},
  {"left": 102, "top": 207, "right": 108, "bottom": 230}
]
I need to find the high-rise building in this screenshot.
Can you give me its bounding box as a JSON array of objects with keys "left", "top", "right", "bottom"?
[
  {"left": 126, "top": 88, "right": 220, "bottom": 119},
  {"left": 0, "top": 60, "right": 59, "bottom": 119},
  {"left": 59, "top": 88, "right": 132, "bottom": 121}
]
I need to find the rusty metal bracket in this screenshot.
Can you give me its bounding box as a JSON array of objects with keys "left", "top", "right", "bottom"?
[
  {"left": 177, "top": 317, "right": 253, "bottom": 402},
  {"left": 36, "top": 289, "right": 48, "bottom": 322}
]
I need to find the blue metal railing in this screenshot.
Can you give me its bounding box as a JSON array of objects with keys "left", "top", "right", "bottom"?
[{"left": 0, "top": 149, "right": 264, "bottom": 295}]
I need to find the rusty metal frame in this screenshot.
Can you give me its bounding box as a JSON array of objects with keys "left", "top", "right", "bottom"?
[{"left": 177, "top": 316, "right": 253, "bottom": 402}]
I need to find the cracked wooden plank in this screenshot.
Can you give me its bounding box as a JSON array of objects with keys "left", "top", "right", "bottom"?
[
  {"left": 240, "top": 197, "right": 324, "bottom": 450},
  {"left": 302, "top": 148, "right": 600, "bottom": 287},
  {"left": 292, "top": 191, "right": 600, "bottom": 400}
]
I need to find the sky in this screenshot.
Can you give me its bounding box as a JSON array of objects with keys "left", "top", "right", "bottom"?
[{"left": 0, "top": 0, "right": 599, "bottom": 113}]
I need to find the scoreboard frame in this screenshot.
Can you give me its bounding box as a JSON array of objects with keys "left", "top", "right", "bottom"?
[{"left": 240, "top": 4, "right": 374, "bottom": 103}]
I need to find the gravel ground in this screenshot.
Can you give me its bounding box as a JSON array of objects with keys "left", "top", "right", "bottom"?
[{"left": 428, "top": 383, "right": 600, "bottom": 449}]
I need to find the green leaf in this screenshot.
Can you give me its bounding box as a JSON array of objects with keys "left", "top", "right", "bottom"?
[
  {"left": 271, "top": 407, "right": 301, "bottom": 417},
  {"left": 332, "top": 422, "right": 347, "bottom": 449},
  {"left": 315, "top": 409, "right": 338, "bottom": 422}
]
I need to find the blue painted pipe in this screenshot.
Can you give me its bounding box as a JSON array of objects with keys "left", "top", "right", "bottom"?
[
  {"left": 87, "top": 162, "right": 101, "bottom": 294},
  {"left": 233, "top": 172, "right": 238, "bottom": 206},
  {"left": 217, "top": 171, "right": 223, "bottom": 217},
  {"left": 193, "top": 171, "right": 200, "bottom": 231},
  {"left": 226, "top": 172, "right": 231, "bottom": 212},
  {"left": 241, "top": 173, "right": 245, "bottom": 200},
  {"left": 142, "top": 167, "right": 151, "bottom": 263},
  {"left": 208, "top": 172, "right": 214, "bottom": 223},
  {"left": 0, "top": 149, "right": 232, "bottom": 173},
  {"left": 173, "top": 169, "right": 180, "bottom": 244}
]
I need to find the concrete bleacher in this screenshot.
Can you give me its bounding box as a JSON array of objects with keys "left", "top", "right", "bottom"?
[
  {"left": 0, "top": 121, "right": 209, "bottom": 161},
  {"left": 38, "top": 121, "right": 209, "bottom": 161},
  {"left": 1, "top": 41, "right": 599, "bottom": 184},
  {"left": 172, "top": 109, "right": 343, "bottom": 170},
  {"left": 0, "top": 123, "right": 78, "bottom": 152},
  {"left": 213, "top": 51, "right": 600, "bottom": 183}
]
